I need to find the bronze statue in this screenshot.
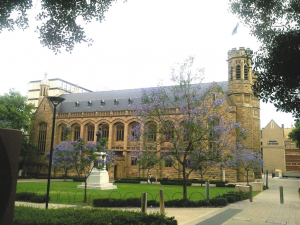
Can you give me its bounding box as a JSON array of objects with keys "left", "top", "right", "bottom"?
[{"left": 96, "top": 126, "right": 102, "bottom": 143}]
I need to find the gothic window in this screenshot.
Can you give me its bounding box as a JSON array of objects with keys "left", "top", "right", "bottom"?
[
  {"left": 87, "top": 125, "right": 94, "bottom": 141},
  {"left": 101, "top": 125, "right": 109, "bottom": 139},
  {"left": 165, "top": 158, "right": 172, "bottom": 167},
  {"left": 230, "top": 66, "right": 233, "bottom": 81},
  {"left": 61, "top": 125, "right": 66, "bottom": 141},
  {"left": 236, "top": 65, "right": 241, "bottom": 80},
  {"left": 116, "top": 125, "right": 124, "bottom": 141},
  {"left": 74, "top": 126, "right": 81, "bottom": 141},
  {"left": 209, "top": 141, "right": 216, "bottom": 150},
  {"left": 38, "top": 123, "right": 47, "bottom": 153},
  {"left": 165, "top": 122, "right": 174, "bottom": 142},
  {"left": 131, "top": 157, "right": 137, "bottom": 166},
  {"left": 244, "top": 66, "right": 248, "bottom": 80},
  {"left": 148, "top": 124, "right": 157, "bottom": 141},
  {"left": 130, "top": 123, "right": 140, "bottom": 141}
]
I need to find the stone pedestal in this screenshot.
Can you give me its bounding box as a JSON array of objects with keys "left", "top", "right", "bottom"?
[
  {"left": 249, "top": 182, "right": 263, "bottom": 192},
  {"left": 77, "top": 152, "right": 117, "bottom": 190}
]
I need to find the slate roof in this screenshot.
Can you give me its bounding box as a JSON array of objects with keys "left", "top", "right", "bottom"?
[{"left": 56, "top": 81, "right": 229, "bottom": 113}]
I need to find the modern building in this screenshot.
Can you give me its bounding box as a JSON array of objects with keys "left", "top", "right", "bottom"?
[
  {"left": 27, "top": 73, "right": 92, "bottom": 110},
  {"left": 28, "top": 47, "right": 261, "bottom": 182}
]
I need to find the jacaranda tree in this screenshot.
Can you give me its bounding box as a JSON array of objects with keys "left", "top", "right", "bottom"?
[
  {"left": 48, "top": 137, "right": 116, "bottom": 202},
  {"left": 131, "top": 56, "right": 248, "bottom": 199},
  {"left": 226, "top": 148, "right": 263, "bottom": 185}
]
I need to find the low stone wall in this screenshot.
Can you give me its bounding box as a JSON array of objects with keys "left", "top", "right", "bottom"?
[
  {"left": 191, "top": 183, "right": 216, "bottom": 187},
  {"left": 235, "top": 185, "right": 250, "bottom": 192}
]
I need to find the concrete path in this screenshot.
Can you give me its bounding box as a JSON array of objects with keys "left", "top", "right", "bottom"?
[{"left": 15, "top": 177, "right": 300, "bottom": 225}]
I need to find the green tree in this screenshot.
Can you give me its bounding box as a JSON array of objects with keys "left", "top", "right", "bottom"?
[
  {"left": 0, "top": 89, "right": 38, "bottom": 171},
  {"left": 0, "top": 0, "right": 124, "bottom": 53},
  {"left": 288, "top": 119, "right": 300, "bottom": 148},
  {"left": 229, "top": 0, "right": 300, "bottom": 117}
]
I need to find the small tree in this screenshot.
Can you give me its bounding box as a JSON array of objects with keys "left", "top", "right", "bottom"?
[
  {"left": 49, "top": 137, "right": 116, "bottom": 202},
  {"left": 227, "top": 148, "right": 263, "bottom": 185},
  {"left": 131, "top": 57, "right": 247, "bottom": 199}
]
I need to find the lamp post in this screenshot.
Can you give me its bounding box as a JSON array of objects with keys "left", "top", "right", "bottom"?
[{"left": 46, "top": 96, "right": 65, "bottom": 209}]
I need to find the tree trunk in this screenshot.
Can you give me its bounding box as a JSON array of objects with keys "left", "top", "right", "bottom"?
[
  {"left": 64, "top": 169, "right": 67, "bottom": 182},
  {"left": 84, "top": 176, "right": 87, "bottom": 203},
  {"left": 183, "top": 165, "right": 187, "bottom": 199},
  {"left": 201, "top": 170, "right": 203, "bottom": 187}
]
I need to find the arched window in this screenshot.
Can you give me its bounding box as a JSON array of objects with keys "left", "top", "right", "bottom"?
[
  {"left": 230, "top": 66, "right": 233, "bottom": 81},
  {"left": 148, "top": 124, "right": 157, "bottom": 141},
  {"left": 38, "top": 123, "right": 47, "bottom": 152},
  {"left": 244, "top": 66, "right": 248, "bottom": 80},
  {"left": 73, "top": 126, "right": 81, "bottom": 141},
  {"left": 236, "top": 65, "right": 241, "bottom": 80},
  {"left": 165, "top": 122, "right": 174, "bottom": 142},
  {"left": 101, "top": 125, "right": 109, "bottom": 139},
  {"left": 87, "top": 125, "right": 94, "bottom": 141},
  {"left": 130, "top": 122, "right": 140, "bottom": 141},
  {"left": 61, "top": 125, "right": 66, "bottom": 141},
  {"left": 116, "top": 125, "right": 124, "bottom": 141}
]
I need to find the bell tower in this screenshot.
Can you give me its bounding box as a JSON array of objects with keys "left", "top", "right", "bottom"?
[{"left": 227, "top": 47, "right": 260, "bottom": 154}]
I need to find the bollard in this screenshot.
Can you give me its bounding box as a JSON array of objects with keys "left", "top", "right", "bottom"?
[
  {"left": 223, "top": 170, "right": 225, "bottom": 182},
  {"left": 206, "top": 180, "right": 210, "bottom": 200},
  {"left": 266, "top": 170, "right": 268, "bottom": 188},
  {"left": 141, "top": 192, "right": 147, "bottom": 213},
  {"left": 249, "top": 185, "right": 253, "bottom": 202},
  {"left": 280, "top": 186, "right": 284, "bottom": 204},
  {"left": 159, "top": 189, "right": 165, "bottom": 215}
]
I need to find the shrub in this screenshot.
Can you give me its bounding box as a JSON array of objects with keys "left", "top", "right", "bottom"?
[
  {"left": 114, "top": 180, "right": 140, "bottom": 184},
  {"left": 224, "top": 195, "right": 236, "bottom": 203},
  {"left": 215, "top": 182, "right": 226, "bottom": 187},
  {"left": 209, "top": 197, "right": 227, "bottom": 206},
  {"left": 30, "top": 195, "right": 49, "bottom": 203},
  {"left": 13, "top": 206, "right": 177, "bottom": 225},
  {"left": 125, "top": 198, "right": 141, "bottom": 207},
  {"left": 15, "top": 192, "right": 36, "bottom": 201},
  {"left": 226, "top": 184, "right": 236, "bottom": 188},
  {"left": 197, "top": 199, "right": 210, "bottom": 207},
  {"left": 73, "top": 178, "right": 85, "bottom": 182},
  {"left": 264, "top": 185, "right": 269, "bottom": 190}
]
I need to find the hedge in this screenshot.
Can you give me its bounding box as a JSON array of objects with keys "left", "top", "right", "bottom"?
[
  {"left": 93, "top": 191, "right": 250, "bottom": 208},
  {"left": 13, "top": 207, "right": 177, "bottom": 225},
  {"left": 15, "top": 192, "right": 49, "bottom": 203}
]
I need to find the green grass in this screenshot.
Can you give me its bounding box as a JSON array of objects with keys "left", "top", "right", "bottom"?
[{"left": 16, "top": 182, "right": 259, "bottom": 206}]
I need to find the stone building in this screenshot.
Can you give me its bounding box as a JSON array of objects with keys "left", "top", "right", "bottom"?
[
  {"left": 283, "top": 125, "right": 300, "bottom": 171},
  {"left": 28, "top": 47, "right": 261, "bottom": 182},
  {"left": 261, "top": 120, "right": 286, "bottom": 174}
]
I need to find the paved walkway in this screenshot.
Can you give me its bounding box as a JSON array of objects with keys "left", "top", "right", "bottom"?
[{"left": 16, "top": 177, "right": 300, "bottom": 225}]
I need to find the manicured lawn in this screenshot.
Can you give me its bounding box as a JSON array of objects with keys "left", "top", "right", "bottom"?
[{"left": 16, "top": 182, "right": 259, "bottom": 205}]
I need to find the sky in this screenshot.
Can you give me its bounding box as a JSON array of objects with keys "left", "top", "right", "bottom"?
[{"left": 0, "top": 0, "right": 294, "bottom": 128}]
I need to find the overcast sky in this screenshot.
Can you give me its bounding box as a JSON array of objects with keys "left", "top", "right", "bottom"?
[{"left": 0, "top": 0, "right": 294, "bottom": 128}]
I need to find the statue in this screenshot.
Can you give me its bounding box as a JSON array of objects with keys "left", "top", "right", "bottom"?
[{"left": 96, "top": 126, "right": 102, "bottom": 143}]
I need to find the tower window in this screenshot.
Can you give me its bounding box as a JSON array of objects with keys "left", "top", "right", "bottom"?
[
  {"left": 230, "top": 66, "right": 233, "bottom": 81},
  {"left": 244, "top": 66, "right": 248, "bottom": 80},
  {"left": 236, "top": 65, "right": 241, "bottom": 80},
  {"left": 38, "top": 123, "right": 47, "bottom": 153}
]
